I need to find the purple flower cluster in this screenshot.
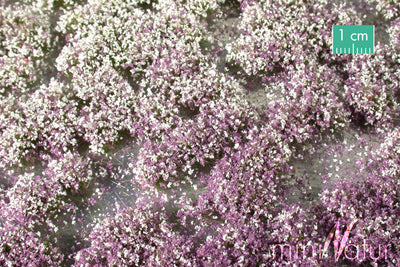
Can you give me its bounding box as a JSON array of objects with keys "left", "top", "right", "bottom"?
[
  {"left": 365, "top": 0, "right": 400, "bottom": 19},
  {"left": 343, "top": 45, "right": 398, "bottom": 128},
  {"left": 319, "top": 127, "right": 400, "bottom": 265},
  {"left": 74, "top": 191, "right": 193, "bottom": 266},
  {"left": 0, "top": 223, "right": 63, "bottom": 266},
  {"left": 226, "top": 0, "right": 360, "bottom": 80},
  {"left": 0, "top": 2, "right": 53, "bottom": 96},
  {"left": 0, "top": 80, "right": 78, "bottom": 169},
  {"left": 264, "top": 59, "right": 349, "bottom": 144},
  {"left": 1, "top": 0, "right": 400, "bottom": 266}
]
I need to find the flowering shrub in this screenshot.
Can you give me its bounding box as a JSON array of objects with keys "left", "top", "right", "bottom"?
[
  {"left": 0, "top": 3, "right": 53, "bottom": 97},
  {"left": 3, "top": 151, "right": 103, "bottom": 231},
  {"left": 0, "top": 224, "right": 63, "bottom": 266},
  {"left": 226, "top": 0, "right": 360, "bottom": 80},
  {"left": 389, "top": 17, "right": 400, "bottom": 49},
  {"left": 133, "top": 92, "right": 257, "bottom": 192},
  {"left": 74, "top": 191, "right": 196, "bottom": 266},
  {"left": 264, "top": 58, "right": 349, "bottom": 144},
  {"left": 318, "top": 127, "right": 400, "bottom": 266},
  {"left": 343, "top": 45, "right": 398, "bottom": 127},
  {"left": 0, "top": 79, "right": 78, "bottom": 169},
  {"left": 56, "top": 0, "right": 155, "bottom": 76},
  {"left": 365, "top": 0, "right": 400, "bottom": 19},
  {"left": 388, "top": 17, "right": 400, "bottom": 100},
  {"left": 69, "top": 65, "right": 138, "bottom": 155},
  {"left": 1, "top": 0, "right": 399, "bottom": 266}
]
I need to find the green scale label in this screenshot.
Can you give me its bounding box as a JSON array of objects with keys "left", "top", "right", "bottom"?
[{"left": 332, "top": 25, "right": 374, "bottom": 54}]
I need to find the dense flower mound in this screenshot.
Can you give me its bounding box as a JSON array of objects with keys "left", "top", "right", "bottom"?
[
  {"left": 56, "top": 0, "right": 155, "bottom": 75},
  {"left": 226, "top": 0, "right": 360, "bottom": 80},
  {"left": 1, "top": 0, "right": 400, "bottom": 266},
  {"left": 0, "top": 224, "right": 63, "bottom": 266},
  {"left": 390, "top": 17, "right": 400, "bottom": 49},
  {"left": 0, "top": 2, "right": 54, "bottom": 97},
  {"left": 0, "top": 80, "right": 78, "bottom": 169},
  {"left": 74, "top": 191, "right": 196, "bottom": 266},
  {"left": 263, "top": 58, "right": 349, "bottom": 144},
  {"left": 389, "top": 17, "right": 400, "bottom": 100},
  {"left": 343, "top": 45, "right": 399, "bottom": 127},
  {"left": 68, "top": 65, "right": 139, "bottom": 155},
  {"left": 365, "top": 0, "right": 400, "bottom": 19},
  {"left": 319, "top": 127, "right": 400, "bottom": 265}
]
